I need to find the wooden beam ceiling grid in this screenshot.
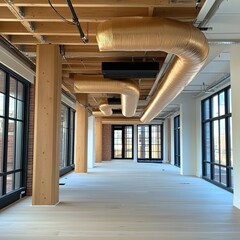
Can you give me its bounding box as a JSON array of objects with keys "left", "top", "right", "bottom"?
[{"left": 0, "top": 0, "right": 205, "bottom": 117}]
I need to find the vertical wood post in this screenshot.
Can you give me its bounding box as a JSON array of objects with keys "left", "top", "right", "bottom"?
[
  {"left": 32, "top": 44, "right": 61, "bottom": 205},
  {"left": 95, "top": 117, "right": 102, "bottom": 163},
  {"left": 75, "top": 94, "right": 88, "bottom": 173}
]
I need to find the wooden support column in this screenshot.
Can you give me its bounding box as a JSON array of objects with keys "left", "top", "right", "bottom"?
[
  {"left": 95, "top": 117, "right": 102, "bottom": 163},
  {"left": 75, "top": 94, "right": 88, "bottom": 173},
  {"left": 32, "top": 44, "right": 61, "bottom": 205}
]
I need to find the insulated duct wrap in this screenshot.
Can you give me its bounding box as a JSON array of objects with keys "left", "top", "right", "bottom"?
[
  {"left": 99, "top": 103, "right": 113, "bottom": 116},
  {"left": 97, "top": 17, "right": 209, "bottom": 123},
  {"left": 74, "top": 78, "right": 139, "bottom": 117}
]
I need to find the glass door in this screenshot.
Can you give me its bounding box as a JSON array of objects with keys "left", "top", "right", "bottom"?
[{"left": 112, "top": 125, "right": 133, "bottom": 159}]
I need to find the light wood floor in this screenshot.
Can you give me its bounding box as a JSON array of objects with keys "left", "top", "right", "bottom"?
[{"left": 0, "top": 161, "right": 240, "bottom": 240}]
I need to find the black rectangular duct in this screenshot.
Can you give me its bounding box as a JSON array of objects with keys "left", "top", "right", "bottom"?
[
  {"left": 112, "top": 109, "right": 122, "bottom": 114},
  {"left": 108, "top": 97, "right": 121, "bottom": 104},
  {"left": 102, "top": 62, "right": 159, "bottom": 79}
]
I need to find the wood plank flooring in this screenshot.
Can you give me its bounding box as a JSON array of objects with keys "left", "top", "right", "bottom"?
[{"left": 0, "top": 161, "right": 240, "bottom": 240}]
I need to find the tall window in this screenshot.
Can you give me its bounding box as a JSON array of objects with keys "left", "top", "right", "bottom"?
[
  {"left": 202, "top": 87, "right": 232, "bottom": 191},
  {"left": 0, "top": 65, "right": 29, "bottom": 209},
  {"left": 174, "top": 115, "right": 181, "bottom": 167},
  {"left": 112, "top": 125, "right": 133, "bottom": 159},
  {"left": 137, "top": 124, "right": 163, "bottom": 163},
  {"left": 59, "top": 103, "right": 75, "bottom": 176}
]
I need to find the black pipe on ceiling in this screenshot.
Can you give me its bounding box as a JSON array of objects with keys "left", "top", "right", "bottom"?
[{"left": 66, "top": 0, "right": 88, "bottom": 44}]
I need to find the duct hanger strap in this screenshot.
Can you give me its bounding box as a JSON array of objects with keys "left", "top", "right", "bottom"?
[{"left": 96, "top": 17, "right": 209, "bottom": 123}]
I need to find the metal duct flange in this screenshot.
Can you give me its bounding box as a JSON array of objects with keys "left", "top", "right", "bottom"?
[
  {"left": 73, "top": 78, "right": 140, "bottom": 117},
  {"left": 97, "top": 17, "right": 209, "bottom": 123}
]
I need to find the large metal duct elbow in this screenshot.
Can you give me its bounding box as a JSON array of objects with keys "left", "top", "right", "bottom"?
[
  {"left": 73, "top": 78, "right": 139, "bottom": 117},
  {"left": 97, "top": 17, "right": 209, "bottom": 123}
]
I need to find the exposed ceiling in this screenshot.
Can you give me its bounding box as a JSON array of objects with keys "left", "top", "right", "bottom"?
[{"left": 0, "top": 0, "right": 239, "bottom": 120}]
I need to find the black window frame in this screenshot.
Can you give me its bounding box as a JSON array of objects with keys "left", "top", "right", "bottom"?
[
  {"left": 137, "top": 124, "right": 163, "bottom": 163},
  {"left": 59, "top": 101, "right": 75, "bottom": 177},
  {"left": 201, "top": 86, "right": 233, "bottom": 192},
  {"left": 112, "top": 125, "right": 134, "bottom": 160},
  {"left": 174, "top": 115, "right": 181, "bottom": 168},
  {"left": 0, "top": 63, "right": 30, "bottom": 209}
]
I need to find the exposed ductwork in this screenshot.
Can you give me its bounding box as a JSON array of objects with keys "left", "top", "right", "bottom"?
[
  {"left": 101, "top": 117, "right": 142, "bottom": 125},
  {"left": 73, "top": 77, "right": 140, "bottom": 117},
  {"left": 97, "top": 17, "right": 209, "bottom": 123},
  {"left": 99, "top": 102, "right": 112, "bottom": 116}
]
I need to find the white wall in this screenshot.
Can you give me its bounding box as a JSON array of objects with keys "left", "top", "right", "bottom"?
[
  {"left": 0, "top": 46, "right": 35, "bottom": 83},
  {"left": 230, "top": 44, "right": 240, "bottom": 209},
  {"left": 88, "top": 115, "right": 95, "bottom": 169},
  {"left": 170, "top": 94, "right": 197, "bottom": 175}
]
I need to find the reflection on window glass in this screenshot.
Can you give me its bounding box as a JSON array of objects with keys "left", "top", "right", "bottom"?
[
  {"left": 206, "top": 163, "right": 211, "bottom": 179},
  {"left": 219, "top": 92, "right": 225, "bottom": 116},
  {"left": 213, "top": 165, "right": 220, "bottom": 182},
  {"left": 0, "top": 93, "right": 4, "bottom": 116},
  {"left": 0, "top": 70, "right": 6, "bottom": 93},
  {"left": 9, "top": 97, "right": 16, "bottom": 118},
  {"left": 203, "top": 122, "right": 211, "bottom": 162},
  {"left": 59, "top": 104, "right": 75, "bottom": 171},
  {"left": 60, "top": 105, "right": 68, "bottom": 169},
  {"left": 151, "top": 125, "right": 161, "bottom": 159},
  {"left": 7, "top": 120, "right": 15, "bottom": 172},
  {"left": 228, "top": 88, "right": 232, "bottom": 113},
  {"left": 202, "top": 87, "right": 232, "bottom": 190},
  {"left": 114, "top": 130, "right": 122, "bottom": 158},
  {"left": 17, "top": 82, "right": 24, "bottom": 100},
  {"left": 15, "top": 121, "right": 23, "bottom": 169},
  {"left": 229, "top": 117, "right": 233, "bottom": 166},
  {"left": 0, "top": 118, "right": 3, "bottom": 173},
  {"left": 0, "top": 67, "right": 28, "bottom": 207},
  {"left": 220, "top": 167, "right": 227, "bottom": 186},
  {"left": 138, "top": 125, "right": 150, "bottom": 159},
  {"left": 14, "top": 172, "right": 21, "bottom": 190},
  {"left": 112, "top": 125, "right": 133, "bottom": 159},
  {"left": 220, "top": 119, "right": 226, "bottom": 165},
  {"left": 17, "top": 100, "right": 23, "bottom": 120},
  {"left": 212, "top": 95, "right": 219, "bottom": 118},
  {"left": 124, "top": 126, "right": 133, "bottom": 158},
  {"left": 0, "top": 177, "right": 2, "bottom": 196},
  {"left": 6, "top": 174, "right": 14, "bottom": 194},
  {"left": 9, "top": 77, "right": 17, "bottom": 98},
  {"left": 203, "top": 99, "right": 210, "bottom": 120},
  {"left": 213, "top": 121, "right": 219, "bottom": 163},
  {"left": 138, "top": 125, "right": 162, "bottom": 161}
]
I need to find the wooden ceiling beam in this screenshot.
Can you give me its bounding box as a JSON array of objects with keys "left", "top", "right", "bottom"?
[
  {"left": 0, "top": 22, "right": 97, "bottom": 35},
  {"left": 2, "top": 2, "right": 45, "bottom": 43},
  {"left": 62, "top": 58, "right": 165, "bottom": 65},
  {"left": 9, "top": 35, "right": 97, "bottom": 45},
  {"left": 21, "top": 7, "right": 149, "bottom": 22},
  {"left": 9, "top": 0, "right": 198, "bottom": 8}
]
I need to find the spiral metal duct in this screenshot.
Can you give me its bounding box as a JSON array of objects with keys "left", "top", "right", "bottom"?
[
  {"left": 97, "top": 17, "right": 209, "bottom": 123},
  {"left": 74, "top": 78, "right": 139, "bottom": 117}
]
